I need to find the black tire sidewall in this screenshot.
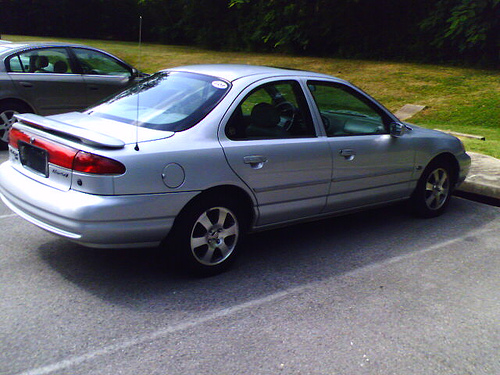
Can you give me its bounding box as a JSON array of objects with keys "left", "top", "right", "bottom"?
[{"left": 167, "top": 196, "right": 246, "bottom": 276}]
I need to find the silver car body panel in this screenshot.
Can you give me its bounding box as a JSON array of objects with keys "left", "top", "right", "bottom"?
[
  {"left": 0, "top": 160, "right": 197, "bottom": 247},
  {"left": 406, "top": 124, "right": 471, "bottom": 184},
  {"left": 0, "top": 64, "right": 471, "bottom": 248},
  {"left": 15, "top": 113, "right": 127, "bottom": 148},
  {"left": 218, "top": 75, "right": 332, "bottom": 225},
  {"left": 324, "top": 134, "right": 416, "bottom": 212}
]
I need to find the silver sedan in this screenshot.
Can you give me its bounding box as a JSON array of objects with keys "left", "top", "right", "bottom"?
[
  {"left": 0, "top": 41, "right": 144, "bottom": 145},
  {"left": 0, "top": 64, "right": 470, "bottom": 275}
]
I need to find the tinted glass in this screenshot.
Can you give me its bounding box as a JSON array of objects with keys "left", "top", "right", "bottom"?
[
  {"left": 7, "top": 48, "right": 72, "bottom": 73},
  {"left": 87, "top": 71, "right": 230, "bottom": 132},
  {"left": 226, "top": 80, "right": 315, "bottom": 140},
  {"left": 73, "top": 48, "right": 130, "bottom": 76},
  {"left": 308, "top": 82, "right": 386, "bottom": 136}
]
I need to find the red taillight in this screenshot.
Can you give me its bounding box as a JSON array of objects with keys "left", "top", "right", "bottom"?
[
  {"left": 9, "top": 127, "right": 28, "bottom": 147},
  {"left": 10, "top": 127, "right": 77, "bottom": 169},
  {"left": 45, "top": 142, "right": 78, "bottom": 169},
  {"left": 73, "top": 151, "right": 126, "bottom": 175},
  {"left": 10, "top": 127, "right": 125, "bottom": 175}
]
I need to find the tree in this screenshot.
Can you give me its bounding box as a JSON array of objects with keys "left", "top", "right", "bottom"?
[{"left": 420, "top": 0, "right": 500, "bottom": 64}]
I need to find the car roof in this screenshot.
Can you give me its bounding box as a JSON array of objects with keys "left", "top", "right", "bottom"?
[
  {"left": 0, "top": 41, "right": 94, "bottom": 58},
  {"left": 167, "top": 64, "right": 338, "bottom": 83},
  {"left": 1, "top": 41, "right": 77, "bottom": 49}
]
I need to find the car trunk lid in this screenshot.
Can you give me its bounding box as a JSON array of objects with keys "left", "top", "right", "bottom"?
[
  {"left": 15, "top": 112, "right": 174, "bottom": 147},
  {"left": 9, "top": 113, "right": 174, "bottom": 192}
]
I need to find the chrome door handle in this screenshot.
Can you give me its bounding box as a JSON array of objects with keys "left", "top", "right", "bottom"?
[
  {"left": 339, "top": 149, "right": 356, "bottom": 160},
  {"left": 243, "top": 155, "right": 268, "bottom": 169}
]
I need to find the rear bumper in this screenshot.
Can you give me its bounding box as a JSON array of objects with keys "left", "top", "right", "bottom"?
[{"left": 0, "top": 161, "right": 197, "bottom": 248}]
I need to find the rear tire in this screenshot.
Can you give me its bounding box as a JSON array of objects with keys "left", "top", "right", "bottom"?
[
  {"left": 0, "top": 102, "right": 32, "bottom": 146},
  {"left": 167, "top": 196, "right": 247, "bottom": 276},
  {"left": 411, "top": 160, "right": 454, "bottom": 218}
]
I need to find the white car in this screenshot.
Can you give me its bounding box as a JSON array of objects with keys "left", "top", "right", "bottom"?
[{"left": 0, "top": 64, "right": 471, "bottom": 275}]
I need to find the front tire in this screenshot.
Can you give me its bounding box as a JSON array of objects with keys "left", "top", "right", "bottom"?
[
  {"left": 411, "top": 160, "right": 454, "bottom": 218},
  {"left": 168, "top": 197, "right": 246, "bottom": 276}
]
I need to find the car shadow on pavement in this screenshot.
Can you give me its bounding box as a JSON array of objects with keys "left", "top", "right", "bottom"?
[{"left": 37, "top": 198, "right": 498, "bottom": 313}]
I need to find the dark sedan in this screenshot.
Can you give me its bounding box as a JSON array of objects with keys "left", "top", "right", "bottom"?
[{"left": 0, "top": 41, "right": 145, "bottom": 145}]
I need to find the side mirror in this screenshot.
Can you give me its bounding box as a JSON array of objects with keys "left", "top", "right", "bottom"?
[
  {"left": 130, "top": 68, "right": 149, "bottom": 81},
  {"left": 130, "top": 68, "right": 140, "bottom": 80},
  {"left": 390, "top": 122, "right": 406, "bottom": 138}
]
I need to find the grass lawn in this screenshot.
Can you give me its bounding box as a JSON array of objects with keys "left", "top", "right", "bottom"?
[{"left": 5, "top": 35, "right": 500, "bottom": 158}]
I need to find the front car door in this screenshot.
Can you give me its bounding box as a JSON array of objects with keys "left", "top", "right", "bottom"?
[
  {"left": 306, "top": 80, "right": 416, "bottom": 212},
  {"left": 71, "top": 47, "right": 135, "bottom": 106},
  {"left": 219, "top": 79, "right": 332, "bottom": 226},
  {"left": 6, "top": 47, "right": 87, "bottom": 114}
]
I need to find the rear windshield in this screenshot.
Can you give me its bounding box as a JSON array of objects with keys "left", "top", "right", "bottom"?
[
  {"left": 86, "top": 71, "right": 231, "bottom": 132},
  {"left": 0, "top": 45, "right": 13, "bottom": 54}
]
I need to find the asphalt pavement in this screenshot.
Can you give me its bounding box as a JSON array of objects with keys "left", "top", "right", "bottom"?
[
  {"left": 0, "top": 149, "right": 499, "bottom": 375},
  {"left": 1, "top": 188, "right": 499, "bottom": 375}
]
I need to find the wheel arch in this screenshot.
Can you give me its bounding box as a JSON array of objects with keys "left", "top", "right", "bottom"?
[
  {"left": 410, "top": 152, "right": 459, "bottom": 218},
  {"left": 173, "top": 184, "right": 256, "bottom": 233},
  {"left": 426, "top": 152, "right": 460, "bottom": 187},
  {"left": 0, "top": 98, "right": 35, "bottom": 113}
]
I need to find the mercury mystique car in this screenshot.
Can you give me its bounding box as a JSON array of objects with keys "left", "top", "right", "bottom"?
[
  {"left": 0, "top": 64, "right": 470, "bottom": 274},
  {"left": 0, "top": 41, "right": 145, "bottom": 145}
]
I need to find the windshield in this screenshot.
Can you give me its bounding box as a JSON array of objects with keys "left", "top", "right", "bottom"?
[{"left": 86, "top": 71, "right": 231, "bottom": 131}]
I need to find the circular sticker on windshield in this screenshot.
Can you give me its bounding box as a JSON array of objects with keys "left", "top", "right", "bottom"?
[{"left": 212, "top": 81, "right": 228, "bottom": 89}]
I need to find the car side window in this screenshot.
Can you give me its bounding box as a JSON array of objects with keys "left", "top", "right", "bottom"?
[
  {"left": 6, "top": 48, "right": 73, "bottom": 74},
  {"left": 72, "top": 48, "right": 131, "bottom": 76},
  {"left": 308, "top": 81, "right": 387, "bottom": 136},
  {"left": 226, "top": 80, "right": 315, "bottom": 140}
]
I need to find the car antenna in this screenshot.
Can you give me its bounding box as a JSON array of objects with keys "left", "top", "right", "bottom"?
[{"left": 134, "top": 15, "right": 143, "bottom": 152}]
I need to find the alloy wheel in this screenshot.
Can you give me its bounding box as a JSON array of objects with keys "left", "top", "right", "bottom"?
[
  {"left": 190, "top": 206, "right": 239, "bottom": 266},
  {"left": 0, "top": 109, "right": 19, "bottom": 143},
  {"left": 424, "top": 167, "right": 450, "bottom": 211}
]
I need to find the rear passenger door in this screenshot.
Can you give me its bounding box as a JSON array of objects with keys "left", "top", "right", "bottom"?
[
  {"left": 6, "top": 47, "right": 87, "bottom": 114},
  {"left": 307, "top": 81, "right": 415, "bottom": 212},
  {"left": 219, "top": 80, "right": 332, "bottom": 226}
]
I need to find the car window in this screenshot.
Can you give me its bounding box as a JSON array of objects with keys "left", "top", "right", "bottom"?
[
  {"left": 6, "top": 48, "right": 73, "bottom": 74},
  {"left": 308, "top": 81, "right": 387, "bottom": 136},
  {"left": 72, "top": 48, "right": 131, "bottom": 76},
  {"left": 226, "top": 81, "right": 315, "bottom": 140},
  {"left": 87, "top": 71, "right": 230, "bottom": 131}
]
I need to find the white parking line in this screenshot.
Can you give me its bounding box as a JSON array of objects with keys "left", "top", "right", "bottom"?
[
  {"left": 13, "top": 226, "right": 497, "bottom": 375},
  {"left": 16, "top": 289, "right": 293, "bottom": 375}
]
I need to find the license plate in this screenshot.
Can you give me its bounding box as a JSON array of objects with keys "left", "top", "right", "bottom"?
[{"left": 19, "top": 141, "right": 49, "bottom": 177}]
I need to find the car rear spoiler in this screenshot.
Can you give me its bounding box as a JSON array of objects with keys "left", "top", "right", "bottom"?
[{"left": 14, "top": 113, "right": 125, "bottom": 149}]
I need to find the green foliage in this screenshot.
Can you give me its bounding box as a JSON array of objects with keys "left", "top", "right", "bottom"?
[
  {"left": 420, "top": 0, "right": 500, "bottom": 63},
  {"left": 228, "top": 0, "right": 250, "bottom": 7},
  {"left": 1, "top": 0, "right": 498, "bottom": 65}
]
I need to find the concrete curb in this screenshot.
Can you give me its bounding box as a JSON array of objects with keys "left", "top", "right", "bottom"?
[{"left": 456, "top": 152, "right": 500, "bottom": 205}]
